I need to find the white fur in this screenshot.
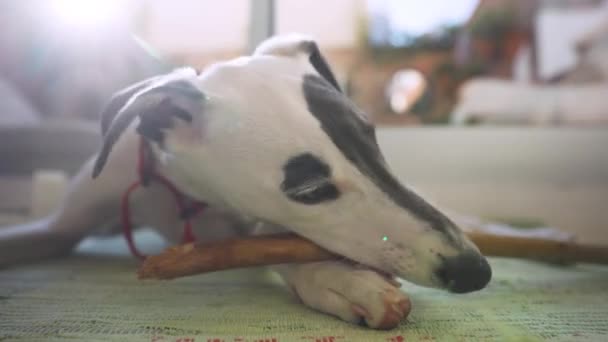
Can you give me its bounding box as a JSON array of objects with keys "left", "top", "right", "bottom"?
[{"left": 156, "top": 54, "right": 468, "bottom": 287}]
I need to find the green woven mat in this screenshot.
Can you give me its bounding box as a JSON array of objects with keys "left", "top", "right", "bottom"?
[{"left": 1, "top": 231, "right": 607, "bottom": 342}]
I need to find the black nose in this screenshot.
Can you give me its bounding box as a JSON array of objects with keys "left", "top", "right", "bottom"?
[{"left": 436, "top": 252, "right": 492, "bottom": 293}]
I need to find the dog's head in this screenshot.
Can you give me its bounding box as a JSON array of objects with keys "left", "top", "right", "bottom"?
[{"left": 93, "top": 34, "right": 491, "bottom": 293}]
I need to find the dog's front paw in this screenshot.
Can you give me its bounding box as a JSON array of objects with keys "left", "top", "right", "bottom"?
[{"left": 277, "top": 261, "right": 411, "bottom": 329}]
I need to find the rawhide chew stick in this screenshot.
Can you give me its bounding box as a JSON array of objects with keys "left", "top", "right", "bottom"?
[
  {"left": 138, "top": 232, "right": 608, "bottom": 280},
  {"left": 468, "top": 231, "right": 608, "bottom": 265},
  {"left": 138, "top": 233, "right": 335, "bottom": 280}
]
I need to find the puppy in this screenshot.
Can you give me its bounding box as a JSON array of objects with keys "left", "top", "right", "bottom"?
[{"left": 0, "top": 34, "right": 491, "bottom": 329}]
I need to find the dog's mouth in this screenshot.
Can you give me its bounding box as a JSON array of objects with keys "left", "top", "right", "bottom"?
[{"left": 340, "top": 257, "right": 401, "bottom": 288}]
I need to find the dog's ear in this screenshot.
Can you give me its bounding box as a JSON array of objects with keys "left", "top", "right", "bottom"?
[
  {"left": 305, "top": 41, "right": 341, "bottom": 93},
  {"left": 254, "top": 35, "right": 342, "bottom": 93},
  {"left": 99, "top": 76, "right": 163, "bottom": 137},
  {"left": 92, "top": 70, "right": 205, "bottom": 179}
]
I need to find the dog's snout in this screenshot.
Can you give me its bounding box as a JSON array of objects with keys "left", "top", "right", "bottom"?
[{"left": 436, "top": 252, "right": 492, "bottom": 293}]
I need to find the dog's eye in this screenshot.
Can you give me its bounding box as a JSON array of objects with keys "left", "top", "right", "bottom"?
[{"left": 281, "top": 153, "right": 340, "bottom": 205}]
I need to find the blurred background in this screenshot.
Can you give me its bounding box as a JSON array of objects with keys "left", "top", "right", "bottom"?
[{"left": 1, "top": 0, "right": 607, "bottom": 243}]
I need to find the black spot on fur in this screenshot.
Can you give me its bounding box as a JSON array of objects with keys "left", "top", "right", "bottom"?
[
  {"left": 301, "top": 74, "right": 456, "bottom": 239},
  {"left": 281, "top": 153, "right": 340, "bottom": 205}
]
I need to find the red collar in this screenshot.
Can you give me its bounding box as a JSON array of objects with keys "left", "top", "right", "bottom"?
[{"left": 121, "top": 138, "right": 207, "bottom": 259}]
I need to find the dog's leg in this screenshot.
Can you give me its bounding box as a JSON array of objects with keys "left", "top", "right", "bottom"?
[
  {"left": 0, "top": 159, "right": 120, "bottom": 267},
  {"left": 0, "top": 135, "right": 140, "bottom": 267},
  {"left": 274, "top": 261, "right": 409, "bottom": 329},
  {"left": 252, "top": 222, "right": 409, "bottom": 328},
  {"left": 0, "top": 216, "right": 79, "bottom": 267}
]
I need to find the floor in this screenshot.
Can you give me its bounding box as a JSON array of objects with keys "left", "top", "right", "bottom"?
[{"left": 1, "top": 231, "right": 607, "bottom": 342}]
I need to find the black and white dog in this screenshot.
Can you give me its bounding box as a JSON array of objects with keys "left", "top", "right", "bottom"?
[{"left": 0, "top": 35, "right": 491, "bottom": 329}]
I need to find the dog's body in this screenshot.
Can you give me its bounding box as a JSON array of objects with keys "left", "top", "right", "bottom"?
[{"left": 0, "top": 35, "right": 491, "bottom": 329}]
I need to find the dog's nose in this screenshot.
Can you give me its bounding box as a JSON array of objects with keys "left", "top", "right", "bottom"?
[{"left": 436, "top": 252, "right": 492, "bottom": 293}]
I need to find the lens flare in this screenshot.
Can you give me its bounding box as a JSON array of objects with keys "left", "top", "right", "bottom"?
[{"left": 49, "top": 0, "right": 124, "bottom": 31}]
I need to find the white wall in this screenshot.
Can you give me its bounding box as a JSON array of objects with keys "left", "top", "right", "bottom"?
[
  {"left": 275, "top": 0, "right": 363, "bottom": 48},
  {"left": 143, "top": 0, "right": 251, "bottom": 54},
  {"left": 143, "top": 0, "right": 363, "bottom": 55},
  {"left": 377, "top": 127, "right": 608, "bottom": 244}
]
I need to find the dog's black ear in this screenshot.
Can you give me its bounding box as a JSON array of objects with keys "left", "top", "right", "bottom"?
[
  {"left": 305, "top": 41, "right": 342, "bottom": 93},
  {"left": 254, "top": 35, "right": 342, "bottom": 93},
  {"left": 99, "top": 76, "right": 163, "bottom": 136},
  {"left": 92, "top": 71, "right": 205, "bottom": 179}
]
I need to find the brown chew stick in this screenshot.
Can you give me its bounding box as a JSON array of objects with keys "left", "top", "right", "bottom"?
[
  {"left": 138, "top": 232, "right": 608, "bottom": 280},
  {"left": 138, "top": 233, "right": 336, "bottom": 280},
  {"left": 468, "top": 231, "right": 608, "bottom": 265}
]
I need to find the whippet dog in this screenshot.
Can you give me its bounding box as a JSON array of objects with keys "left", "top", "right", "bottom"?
[{"left": 0, "top": 34, "right": 491, "bottom": 329}]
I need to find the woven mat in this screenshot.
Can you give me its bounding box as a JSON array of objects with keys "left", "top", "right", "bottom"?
[{"left": 1, "top": 231, "right": 607, "bottom": 342}]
